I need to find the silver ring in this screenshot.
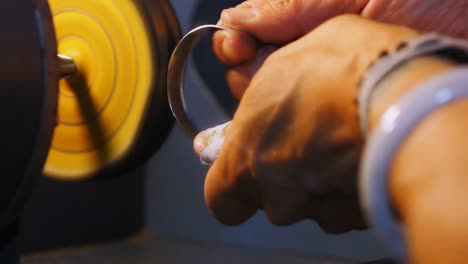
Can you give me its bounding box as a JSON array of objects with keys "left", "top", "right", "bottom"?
[{"left": 167, "top": 24, "right": 230, "bottom": 139}]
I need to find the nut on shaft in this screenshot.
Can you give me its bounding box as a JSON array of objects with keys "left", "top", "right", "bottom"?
[{"left": 58, "top": 54, "right": 76, "bottom": 78}]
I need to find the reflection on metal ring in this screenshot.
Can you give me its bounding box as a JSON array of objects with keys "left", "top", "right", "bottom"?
[{"left": 167, "top": 24, "right": 230, "bottom": 139}]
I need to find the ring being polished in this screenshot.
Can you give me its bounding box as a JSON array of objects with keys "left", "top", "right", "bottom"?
[{"left": 167, "top": 24, "right": 231, "bottom": 139}]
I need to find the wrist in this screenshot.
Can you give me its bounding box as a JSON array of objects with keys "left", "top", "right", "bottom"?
[
  {"left": 368, "top": 56, "right": 457, "bottom": 131},
  {"left": 367, "top": 55, "right": 458, "bottom": 217},
  {"left": 358, "top": 33, "right": 468, "bottom": 261},
  {"left": 360, "top": 66, "right": 468, "bottom": 260},
  {"left": 380, "top": 66, "right": 468, "bottom": 264}
]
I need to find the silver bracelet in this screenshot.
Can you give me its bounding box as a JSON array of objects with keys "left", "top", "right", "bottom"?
[
  {"left": 358, "top": 34, "right": 468, "bottom": 136},
  {"left": 360, "top": 67, "right": 468, "bottom": 261}
]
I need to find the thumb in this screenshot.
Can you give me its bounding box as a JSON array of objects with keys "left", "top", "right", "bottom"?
[{"left": 219, "top": 0, "right": 370, "bottom": 44}]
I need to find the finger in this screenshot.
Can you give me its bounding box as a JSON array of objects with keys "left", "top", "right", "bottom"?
[
  {"left": 262, "top": 191, "right": 310, "bottom": 226},
  {"left": 193, "top": 122, "right": 231, "bottom": 165},
  {"left": 212, "top": 28, "right": 257, "bottom": 67},
  {"left": 225, "top": 46, "right": 276, "bottom": 99},
  {"left": 252, "top": 161, "right": 312, "bottom": 226},
  {"left": 218, "top": 0, "right": 370, "bottom": 45},
  {"left": 204, "top": 137, "right": 260, "bottom": 226},
  {"left": 312, "top": 195, "right": 367, "bottom": 234}
]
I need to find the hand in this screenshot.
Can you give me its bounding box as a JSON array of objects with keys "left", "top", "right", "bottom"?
[
  {"left": 200, "top": 15, "right": 419, "bottom": 232},
  {"left": 213, "top": 0, "right": 468, "bottom": 98}
]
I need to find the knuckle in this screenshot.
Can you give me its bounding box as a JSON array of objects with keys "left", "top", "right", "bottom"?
[
  {"left": 204, "top": 161, "right": 259, "bottom": 226},
  {"left": 264, "top": 206, "right": 305, "bottom": 226},
  {"left": 205, "top": 196, "right": 254, "bottom": 226}
]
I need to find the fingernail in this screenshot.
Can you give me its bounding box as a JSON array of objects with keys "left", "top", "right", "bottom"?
[
  {"left": 221, "top": 30, "right": 235, "bottom": 58},
  {"left": 221, "top": 7, "right": 257, "bottom": 23}
]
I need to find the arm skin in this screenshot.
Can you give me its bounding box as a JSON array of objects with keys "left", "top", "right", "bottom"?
[{"left": 368, "top": 56, "right": 468, "bottom": 263}]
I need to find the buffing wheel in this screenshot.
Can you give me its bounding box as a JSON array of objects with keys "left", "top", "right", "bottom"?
[
  {"left": 0, "top": 0, "right": 179, "bottom": 229},
  {"left": 45, "top": 0, "right": 180, "bottom": 180}
]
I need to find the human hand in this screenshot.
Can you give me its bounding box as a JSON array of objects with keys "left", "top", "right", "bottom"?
[
  {"left": 197, "top": 15, "right": 419, "bottom": 232},
  {"left": 213, "top": 0, "right": 468, "bottom": 98}
]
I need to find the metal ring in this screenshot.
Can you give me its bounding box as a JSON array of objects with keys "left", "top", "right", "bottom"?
[{"left": 167, "top": 24, "right": 230, "bottom": 139}]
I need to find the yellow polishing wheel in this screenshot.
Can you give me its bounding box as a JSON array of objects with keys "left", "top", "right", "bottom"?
[{"left": 44, "top": 0, "right": 179, "bottom": 180}]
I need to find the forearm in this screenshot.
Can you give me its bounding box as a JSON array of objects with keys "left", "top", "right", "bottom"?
[
  {"left": 368, "top": 56, "right": 468, "bottom": 263},
  {"left": 362, "top": 0, "right": 468, "bottom": 40}
]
